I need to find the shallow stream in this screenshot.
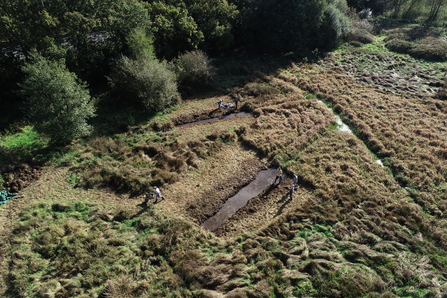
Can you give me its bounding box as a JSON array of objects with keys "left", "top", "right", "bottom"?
[
  {"left": 317, "top": 100, "right": 384, "bottom": 167},
  {"left": 179, "top": 112, "right": 249, "bottom": 127}
]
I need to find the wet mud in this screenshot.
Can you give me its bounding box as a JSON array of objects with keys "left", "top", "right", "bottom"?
[
  {"left": 179, "top": 112, "right": 249, "bottom": 127},
  {"left": 186, "top": 159, "right": 266, "bottom": 224},
  {"left": 213, "top": 177, "right": 311, "bottom": 237},
  {"left": 201, "top": 168, "right": 277, "bottom": 231}
]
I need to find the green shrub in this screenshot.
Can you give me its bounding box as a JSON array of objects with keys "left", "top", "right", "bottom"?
[
  {"left": 19, "top": 53, "right": 95, "bottom": 144},
  {"left": 109, "top": 55, "right": 180, "bottom": 113},
  {"left": 174, "top": 50, "right": 215, "bottom": 94},
  {"left": 319, "top": 2, "right": 351, "bottom": 49},
  {"left": 346, "top": 20, "right": 375, "bottom": 44},
  {"left": 384, "top": 27, "right": 447, "bottom": 61}
]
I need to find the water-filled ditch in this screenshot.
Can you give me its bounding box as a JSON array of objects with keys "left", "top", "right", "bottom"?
[
  {"left": 201, "top": 168, "right": 286, "bottom": 231},
  {"left": 201, "top": 100, "right": 387, "bottom": 232},
  {"left": 179, "top": 112, "right": 249, "bottom": 127}
]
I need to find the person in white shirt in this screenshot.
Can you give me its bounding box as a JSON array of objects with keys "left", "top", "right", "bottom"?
[{"left": 154, "top": 186, "right": 164, "bottom": 203}]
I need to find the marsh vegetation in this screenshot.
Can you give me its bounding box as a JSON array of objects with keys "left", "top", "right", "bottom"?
[{"left": 1, "top": 1, "right": 447, "bottom": 297}]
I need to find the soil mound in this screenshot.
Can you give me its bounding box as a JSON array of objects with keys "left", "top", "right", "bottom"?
[{"left": 1, "top": 163, "right": 43, "bottom": 193}]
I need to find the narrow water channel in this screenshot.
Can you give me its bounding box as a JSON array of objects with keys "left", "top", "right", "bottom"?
[
  {"left": 317, "top": 100, "right": 384, "bottom": 167},
  {"left": 179, "top": 112, "right": 249, "bottom": 127},
  {"left": 201, "top": 168, "right": 279, "bottom": 231}
]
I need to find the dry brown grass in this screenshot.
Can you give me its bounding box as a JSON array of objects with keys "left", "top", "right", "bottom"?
[
  {"left": 240, "top": 99, "right": 334, "bottom": 157},
  {"left": 3, "top": 59, "right": 447, "bottom": 297},
  {"left": 297, "top": 67, "right": 447, "bottom": 223}
]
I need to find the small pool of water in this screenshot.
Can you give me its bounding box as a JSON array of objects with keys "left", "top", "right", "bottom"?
[
  {"left": 375, "top": 159, "right": 384, "bottom": 167},
  {"left": 318, "top": 100, "right": 353, "bottom": 134},
  {"left": 201, "top": 168, "right": 281, "bottom": 231},
  {"left": 334, "top": 114, "right": 353, "bottom": 134},
  {"left": 318, "top": 100, "right": 386, "bottom": 167}
]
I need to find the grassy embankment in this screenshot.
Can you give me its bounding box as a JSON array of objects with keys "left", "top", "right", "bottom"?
[{"left": 1, "top": 26, "right": 447, "bottom": 297}]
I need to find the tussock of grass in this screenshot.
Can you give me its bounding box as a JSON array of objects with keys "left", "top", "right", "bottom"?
[
  {"left": 66, "top": 127, "right": 225, "bottom": 194},
  {"left": 240, "top": 99, "right": 334, "bottom": 159},
  {"left": 8, "top": 201, "right": 211, "bottom": 297},
  {"left": 384, "top": 26, "right": 447, "bottom": 61}
]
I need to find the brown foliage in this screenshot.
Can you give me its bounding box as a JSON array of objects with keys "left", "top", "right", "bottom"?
[{"left": 240, "top": 100, "right": 333, "bottom": 157}]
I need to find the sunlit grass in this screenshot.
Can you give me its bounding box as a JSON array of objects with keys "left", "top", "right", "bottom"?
[
  {"left": 0, "top": 126, "right": 50, "bottom": 164},
  {"left": 0, "top": 126, "right": 49, "bottom": 151}
]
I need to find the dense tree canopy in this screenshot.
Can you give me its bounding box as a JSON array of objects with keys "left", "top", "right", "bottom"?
[
  {"left": 19, "top": 53, "right": 95, "bottom": 144},
  {"left": 241, "top": 0, "right": 350, "bottom": 53},
  {"left": 1, "top": 0, "right": 446, "bottom": 132},
  {"left": 145, "top": 1, "right": 204, "bottom": 59}
]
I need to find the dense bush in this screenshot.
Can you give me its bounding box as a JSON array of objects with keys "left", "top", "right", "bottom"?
[
  {"left": 145, "top": 2, "right": 204, "bottom": 60},
  {"left": 240, "top": 0, "right": 351, "bottom": 54},
  {"left": 174, "top": 50, "right": 215, "bottom": 94},
  {"left": 346, "top": 19, "right": 375, "bottom": 44},
  {"left": 181, "top": 0, "right": 239, "bottom": 54},
  {"left": 109, "top": 56, "right": 180, "bottom": 112},
  {"left": 319, "top": 1, "right": 352, "bottom": 49},
  {"left": 19, "top": 54, "right": 95, "bottom": 144},
  {"left": 346, "top": 0, "right": 388, "bottom": 15}
]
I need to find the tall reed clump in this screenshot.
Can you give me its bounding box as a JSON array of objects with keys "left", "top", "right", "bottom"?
[{"left": 70, "top": 124, "right": 212, "bottom": 194}]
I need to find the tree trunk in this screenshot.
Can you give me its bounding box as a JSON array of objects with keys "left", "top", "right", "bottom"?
[{"left": 424, "top": 0, "right": 446, "bottom": 27}]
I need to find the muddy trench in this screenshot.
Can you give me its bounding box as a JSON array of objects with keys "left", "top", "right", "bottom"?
[{"left": 189, "top": 97, "right": 395, "bottom": 235}]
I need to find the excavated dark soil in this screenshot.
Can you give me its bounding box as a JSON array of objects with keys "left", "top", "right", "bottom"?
[
  {"left": 1, "top": 163, "right": 43, "bottom": 193},
  {"left": 213, "top": 177, "right": 294, "bottom": 236}
]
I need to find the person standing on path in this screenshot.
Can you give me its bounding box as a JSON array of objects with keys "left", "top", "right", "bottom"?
[
  {"left": 289, "top": 184, "right": 295, "bottom": 200},
  {"left": 217, "top": 100, "right": 223, "bottom": 109},
  {"left": 273, "top": 167, "right": 283, "bottom": 184},
  {"left": 154, "top": 186, "right": 164, "bottom": 203},
  {"left": 292, "top": 174, "right": 298, "bottom": 186},
  {"left": 233, "top": 94, "right": 240, "bottom": 110}
]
